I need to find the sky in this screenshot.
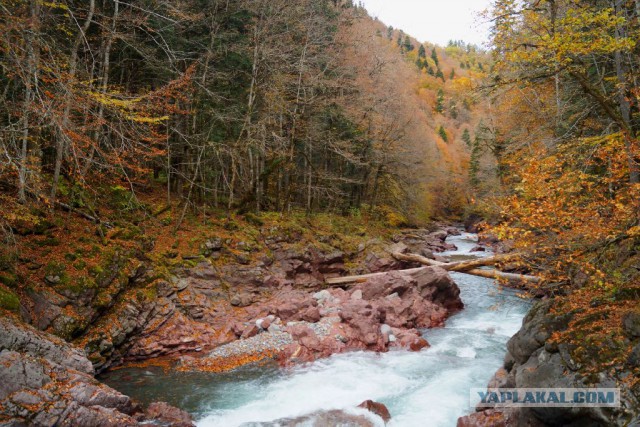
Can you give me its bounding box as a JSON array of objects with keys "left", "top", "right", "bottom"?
[{"left": 358, "top": 0, "right": 494, "bottom": 47}]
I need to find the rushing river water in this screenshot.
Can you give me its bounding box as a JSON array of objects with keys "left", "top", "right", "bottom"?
[{"left": 102, "top": 232, "right": 532, "bottom": 426}]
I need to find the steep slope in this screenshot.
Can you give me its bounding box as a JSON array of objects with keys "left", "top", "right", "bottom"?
[{"left": 336, "top": 8, "right": 492, "bottom": 219}]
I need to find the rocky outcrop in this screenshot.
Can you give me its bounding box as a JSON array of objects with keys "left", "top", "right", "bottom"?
[
  {"left": 459, "top": 300, "right": 640, "bottom": 427},
  {"left": 181, "top": 266, "right": 463, "bottom": 370},
  {"left": 10, "top": 225, "right": 465, "bottom": 377},
  {"left": 0, "top": 317, "right": 194, "bottom": 426},
  {"left": 82, "top": 227, "right": 463, "bottom": 372}
]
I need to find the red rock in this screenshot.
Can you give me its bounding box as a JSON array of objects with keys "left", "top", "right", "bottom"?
[
  {"left": 457, "top": 410, "right": 507, "bottom": 427},
  {"left": 358, "top": 400, "right": 391, "bottom": 423},
  {"left": 260, "top": 317, "right": 272, "bottom": 330},
  {"left": 145, "top": 402, "right": 194, "bottom": 427},
  {"left": 301, "top": 306, "right": 321, "bottom": 323},
  {"left": 241, "top": 324, "right": 260, "bottom": 339},
  {"left": 287, "top": 324, "right": 315, "bottom": 340},
  {"left": 409, "top": 337, "right": 429, "bottom": 352}
]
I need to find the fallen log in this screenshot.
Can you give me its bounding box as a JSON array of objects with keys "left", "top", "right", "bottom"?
[
  {"left": 392, "top": 252, "right": 520, "bottom": 272},
  {"left": 326, "top": 267, "right": 429, "bottom": 286},
  {"left": 392, "top": 252, "right": 543, "bottom": 284},
  {"left": 325, "top": 254, "right": 542, "bottom": 286}
]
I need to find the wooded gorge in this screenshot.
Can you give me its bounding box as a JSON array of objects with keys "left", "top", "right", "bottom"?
[
  {"left": 0, "top": 0, "right": 484, "bottom": 226},
  {"left": 2, "top": 0, "right": 640, "bottom": 425}
]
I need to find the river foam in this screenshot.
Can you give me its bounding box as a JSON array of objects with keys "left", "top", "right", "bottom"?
[
  {"left": 101, "top": 232, "right": 531, "bottom": 426},
  {"left": 196, "top": 233, "right": 531, "bottom": 427}
]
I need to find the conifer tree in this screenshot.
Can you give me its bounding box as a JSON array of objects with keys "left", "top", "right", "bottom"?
[
  {"left": 404, "top": 36, "right": 414, "bottom": 52},
  {"left": 431, "top": 47, "right": 439, "bottom": 67},
  {"left": 418, "top": 44, "right": 426, "bottom": 58},
  {"left": 462, "top": 129, "right": 472, "bottom": 148},
  {"left": 435, "top": 89, "right": 445, "bottom": 113},
  {"left": 438, "top": 125, "right": 448, "bottom": 142}
]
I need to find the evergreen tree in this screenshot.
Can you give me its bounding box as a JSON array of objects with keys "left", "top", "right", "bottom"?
[
  {"left": 387, "top": 26, "right": 393, "bottom": 40},
  {"left": 404, "top": 36, "right": 414, "bottom": 52},
  {"left": 462, "top": 128, "right": 472, "bottom": 148},
  {"left": 435, "top": 68, "right": 445, "bottom": 82},
  {"left": 397, "top": 31, "right": 403, "bottom": 47},
  {"left": 435, "top": 89, "right": 445, "bottom": 113},
  {"left": 449, "top": 101, "right": 458, "bottom": 119},
  {"left": 418, "top": 44, "right": 426, "bottom": 58},
  {"left": 438, "top": 125, "right": 448, "bottom": 142},
  {"left": 460, "top": 62, "right": 465, "bottom": 69},
  {"left": 469, "top": 136, "right": 482, "bottom": 188},
  {"left": 449, "top": 69, "right": 455, "bottom": 80},
  {"left": 431, "top": 47, "right": 439, "bottom": 67},
  {"left": 427, "top": 67, "right": 435, "bottom": 76}
]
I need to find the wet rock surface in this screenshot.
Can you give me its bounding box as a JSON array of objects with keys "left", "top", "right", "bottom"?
[
  {"left": 459, "top": 300, "right": 640, "bottom": 427},
  {"left": 0, "top": 318, "right": 193, "bottom": 426}
]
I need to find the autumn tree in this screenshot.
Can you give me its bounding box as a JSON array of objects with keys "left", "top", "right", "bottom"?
[{"left": 484, "top": 0, "right": 640, "bottom": 288}]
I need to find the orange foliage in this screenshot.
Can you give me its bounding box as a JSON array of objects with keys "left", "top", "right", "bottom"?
[{"left": 492, "top": 134, "right": 640, "bottom": 289}]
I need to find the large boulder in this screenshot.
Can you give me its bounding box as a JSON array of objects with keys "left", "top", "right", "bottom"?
[{"left": 0, "top": 318, "right": 194, "bottom": 426}]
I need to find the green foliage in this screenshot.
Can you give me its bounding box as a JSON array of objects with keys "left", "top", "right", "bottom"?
[
  {"left": 403, "top": 36, "right": 414, "bottom": 52},
  {"left": 0, "top": 288, "right": 19, "bottom": 312},
  {"left": 418, "top": 44, "right": 426, "bottom": 58},
  {"left": 438, "top": 125, "right": 448, "bottom": 142},
  {"left": 431, "top": 47, "right": 439, "bottom": 66},
  {"left": 435, "top": 89, "right": 445, "bottom": 113},
  {"left": 462, "top": 128, "right": 472, "bottom": 148},
  {"left": 469, "top": 136, "right": 481, "bottom": 188}
]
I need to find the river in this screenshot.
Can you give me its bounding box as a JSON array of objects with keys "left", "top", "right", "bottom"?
[{"left": 102, "top": 232, "right": 531, "bottom": 426}]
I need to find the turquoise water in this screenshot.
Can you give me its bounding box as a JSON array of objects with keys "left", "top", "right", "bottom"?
[{"left": 102, "top": 233, "right": 531, "bottom": 426}]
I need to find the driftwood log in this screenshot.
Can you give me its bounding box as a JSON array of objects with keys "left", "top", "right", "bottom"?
[
  {"left": 326, "top": 253, "right": 542, "bottom": 286},
  {"left": 393, "top": 252, "right": 542, "bottom": 284}
]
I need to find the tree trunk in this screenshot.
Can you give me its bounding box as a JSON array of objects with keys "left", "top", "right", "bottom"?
[
  {"left": 18, "top": 0, "right": 41, "bottom": 203},
  {"left": 51, "top": 0, "right": 95, "bottom": 200}
]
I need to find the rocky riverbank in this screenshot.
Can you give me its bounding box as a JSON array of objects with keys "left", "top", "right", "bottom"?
[
  {"left": 1, "top": 224, "right": 466, "bottom": 425},
  {"left": 457, "top": 299, "right": 640, "bottom": 427},
  {"left": 0, "top": 316, "right": 194, "bottom": 426}
]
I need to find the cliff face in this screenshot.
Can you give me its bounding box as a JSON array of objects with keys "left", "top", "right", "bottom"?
[{"left": 458, "top": 300, "right": 640, "bottom": 427}]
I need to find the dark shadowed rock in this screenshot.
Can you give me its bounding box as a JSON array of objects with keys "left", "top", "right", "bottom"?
[
  {"left": 463, "top": 299, "right": 640, "bottom": 427},
  {"left": 623, "top": 311, "right": 640, "bottom": 338}
]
